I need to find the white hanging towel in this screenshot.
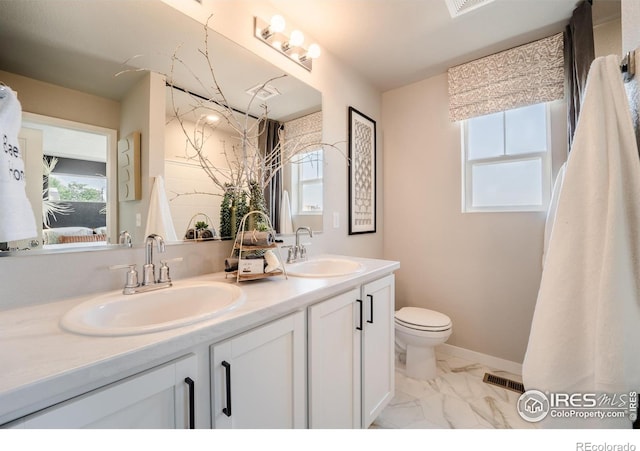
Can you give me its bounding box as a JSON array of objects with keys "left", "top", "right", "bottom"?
[
  {"left": 280, "top": 189, "right": 293, "bottom": 234},
  {"left": 523, "top": 55, "right": 640, "bottom": 428},
  {"left": 0, "top": 87, "right": 37, "bottom": 243},
  {"left": 541, "top": 162, "right": 566, "bottom": 268},
  {"left": 144, "top": 175, "right": 177, "bottom": 241}
]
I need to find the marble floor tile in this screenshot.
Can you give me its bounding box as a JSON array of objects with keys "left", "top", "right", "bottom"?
[{"left": 371, "top": 350, "right": 537, "bottom": 429}]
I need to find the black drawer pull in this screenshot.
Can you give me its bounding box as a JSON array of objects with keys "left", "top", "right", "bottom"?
[
  {"left": 222, "top": 361, "right": 232, "bottom": 417},
  {"left": 356, "top": 299, "right": 363, "bottom": 331},
  {"left": 184, "top": 377, "right": 195, "bottom": 429},
  {"left": 367, "top": 294, "right": 374, "bottom": 324}
]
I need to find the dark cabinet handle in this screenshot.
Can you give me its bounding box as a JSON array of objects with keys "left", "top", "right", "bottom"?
[
  {"left": 222, "top": 361, "right": 232, "bottom": 417},
  {"left": 184, "top": 377, "right": 195, "bottom": 429},
  {"left": 367, "top": 294, "right": 374, "bottom": 324},
  {"left": 356, "top": 299, "right": 363, "bottom": 331}
]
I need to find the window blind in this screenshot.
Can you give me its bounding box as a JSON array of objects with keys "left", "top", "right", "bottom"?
[{"left": 448, "top": 32, "right": 564, "bottom": 122}]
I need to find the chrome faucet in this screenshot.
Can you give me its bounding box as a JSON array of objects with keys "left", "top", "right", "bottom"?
[
  {"left": 110, "top": 234, "right": 178, "bottom": 295},
  {"left": 143, "top": 233, "right": 165, "bottom": 286},
  {"left": 118, "top": 230, "right": 132, "bottom": 247},
  {"left": 287, "top": 227, "right": 313, "bottom": 263}
]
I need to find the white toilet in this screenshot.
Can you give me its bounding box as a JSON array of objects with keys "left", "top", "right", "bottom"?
[{"left": 395, "top": 307, "right": 452, "bottom": 380}]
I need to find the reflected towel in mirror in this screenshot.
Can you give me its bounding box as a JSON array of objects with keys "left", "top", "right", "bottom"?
[
  {"left": 0, "top": 86, "right": 37, "bottom": 242},
  {"left": 145, "top": 175, "right": 177, "bottom": 241}
]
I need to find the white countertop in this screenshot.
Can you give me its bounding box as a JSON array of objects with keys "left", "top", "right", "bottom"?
[{"left": 0, "top": 255, "right": 399, "bottom": 425}]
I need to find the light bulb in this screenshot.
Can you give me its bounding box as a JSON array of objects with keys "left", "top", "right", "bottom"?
[
  {"left": 272, "top": 40, "right": 282, "bottom": 50},
  {"left": 205, "top": 114, "right": 219, "bottom": 123},
  {"left": 270, "top": 14, "right": 286, "bottom": 33},
  {"left": 307, "top": 43, "right": 321, "bottom": 59},
  {"left": 289, "top": 30, "right": 304, "bottom": 47}
]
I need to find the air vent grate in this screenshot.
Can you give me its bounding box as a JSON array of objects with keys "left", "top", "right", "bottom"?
[
  {"left": 445, "top": 0, "right": 495, "bottom": 18},
  {"left": 245, "top": 83, "right": 280, "bottom": 101},
  {"left": 483, "top": 373, "right": 525, "bottom": 394}
]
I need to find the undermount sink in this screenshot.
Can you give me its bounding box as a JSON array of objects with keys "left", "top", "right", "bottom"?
[
  {"left": 286, "top": 257, "right": 364, "bottom": 278},
  {"left": 60, "top": 282, "right": 245, "bottom": 336}
]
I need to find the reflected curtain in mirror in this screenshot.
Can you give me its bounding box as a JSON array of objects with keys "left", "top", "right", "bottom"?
[{"left": 259, "top": 119, "right": 283, "bottom": 232}]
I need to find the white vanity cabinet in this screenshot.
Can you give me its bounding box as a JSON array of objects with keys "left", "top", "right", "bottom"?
[
  {"left": 7, "top": 354, "right": 197, "bottom": 429},
  {"left": 210, "top": 310, "right": 306, "bottom": 428},
  {"left": 308, "top": 274, "right": 395, "bottom": 428}
]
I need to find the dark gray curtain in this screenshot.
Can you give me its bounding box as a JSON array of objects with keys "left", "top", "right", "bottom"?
[
  {"left": 564, "top": 0, "right": 595, "bottom": 151},
  {"left": 259, "top": 119, "right": 283, "bottom": 232}
]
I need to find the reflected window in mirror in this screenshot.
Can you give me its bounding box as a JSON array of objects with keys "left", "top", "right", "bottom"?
[{"left": 291, "top": 149, "right": 323, "bottom": 214}]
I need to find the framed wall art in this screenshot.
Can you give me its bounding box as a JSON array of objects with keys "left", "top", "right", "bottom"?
[{"left": 348, "top": 107, "right": 376, "bottom": 234}]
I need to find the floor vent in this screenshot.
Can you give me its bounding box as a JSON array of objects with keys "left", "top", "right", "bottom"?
[{"left": 482, "top": 373, "right": 525, "bottom": 394}]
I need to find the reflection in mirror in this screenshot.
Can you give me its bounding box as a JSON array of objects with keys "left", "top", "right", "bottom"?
[
  {"left": 164, "top": 78, "right": 324, "bottom": 238},
  {"left": 164, "top": 86, "right": 259, "bottom": 241},
  {"left": 0, "top": 0, "right": 323, "bottom": 256},
  {"left": 15, "top": 114, "right": 117, "bottom": 251}
]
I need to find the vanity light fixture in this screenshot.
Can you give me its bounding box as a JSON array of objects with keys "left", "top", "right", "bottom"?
[{"left": 254, "top": 15, "right": 321, "bottom": 71}]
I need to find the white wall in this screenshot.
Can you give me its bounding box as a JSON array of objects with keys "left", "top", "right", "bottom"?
[
  {"left": 382, "top": 73, "right": 567, "bottom": 363},
  {"left": 622, "top": 0, "right": 640, "bottom": 52}
]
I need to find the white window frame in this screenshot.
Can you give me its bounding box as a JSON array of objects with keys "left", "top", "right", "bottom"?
[
  {"left": 290, "top": 148, "right": 323, "bottom": 216},
  {"left": 461, "top": 103, "right": 552, "bottom": 213}
]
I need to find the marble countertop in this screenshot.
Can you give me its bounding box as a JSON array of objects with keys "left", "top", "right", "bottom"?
[{"left": 0, "top": 255, "right": 399, "bottom": 425}]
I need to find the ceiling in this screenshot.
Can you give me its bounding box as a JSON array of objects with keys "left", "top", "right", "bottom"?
[
  {"left": 267, "top": 0, "right": 621, "bottom": 91},
  {"left": 0, "top": 0, "right": 622, "bottom": 103},
  {"left": 0, "top": 0, "right": 320, "bottom": 120}
]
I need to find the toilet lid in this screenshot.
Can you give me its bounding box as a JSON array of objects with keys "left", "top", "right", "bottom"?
[{"left": 395, "top": 307, "right": 451, "bottom": 329}]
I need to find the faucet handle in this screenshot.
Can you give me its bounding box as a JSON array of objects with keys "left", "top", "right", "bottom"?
[
  {"left": 109, "top": 264, "right": 139, "bottom": 291},
  {"left": 158, "top": 258, "right": 183, "bottom": 284}
]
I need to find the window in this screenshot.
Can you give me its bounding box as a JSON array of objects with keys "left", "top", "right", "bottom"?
[
  {"left": 48, "top": 172, "right": 107, "bottom": 202},
  {"left": 291, "top": 149, "right": 323, "bottom": 214},
  {"left": 462, "top": 102, "right": 551, "bottom": 212}
]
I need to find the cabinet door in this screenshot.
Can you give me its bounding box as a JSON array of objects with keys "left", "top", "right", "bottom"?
[
  {"left": 362, "top": 275, "right": 395, "bottom": 428},
  {"left": 12, "top": 354, "right": 197, "bottom": 429},
  {"left": 211, "top": 311, "right": 306, "bottom": 429},
  {"left": 308, "top": 287, "right": 361, "bottom": 428}
]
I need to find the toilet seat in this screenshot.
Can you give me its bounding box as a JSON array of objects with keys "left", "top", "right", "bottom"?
[{"left": 395, "top": 307, "right": 452, "bottom": 332}]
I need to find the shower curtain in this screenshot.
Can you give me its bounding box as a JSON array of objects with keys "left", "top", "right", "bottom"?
[{"left": 564, "top": 0, "right": 595, "bottom": 151}]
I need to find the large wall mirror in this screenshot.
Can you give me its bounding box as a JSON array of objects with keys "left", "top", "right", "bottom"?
[{"left": 0, "top": 0, "right": 323, "bottom": 255}]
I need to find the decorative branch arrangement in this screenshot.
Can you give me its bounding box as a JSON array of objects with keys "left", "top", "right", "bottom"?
[{"left": 164, "top": 16, "right": 343, "bottom": 235}]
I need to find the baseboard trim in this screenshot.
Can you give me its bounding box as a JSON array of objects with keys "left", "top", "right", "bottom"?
[{"left": 437, "top": 343, "right": 523, "bottom": 375}]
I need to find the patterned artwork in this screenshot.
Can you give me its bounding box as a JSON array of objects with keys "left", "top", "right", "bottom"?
[
  {"left": 448, "top": 32, "right": 564, "bottom": 122},
  {"left": 348, "top": 107, "right": 376, "bottom": 234}
]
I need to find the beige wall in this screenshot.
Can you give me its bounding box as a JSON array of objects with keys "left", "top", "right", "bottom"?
[
  {"left": 594, "top": 18, "right": 622, "bottom": 57},
  {"left": 0, "top": 70, "right": 120, "bottom": 130},
  {"left": 382, "top": 73, "right": 567, "bottom": 363}
]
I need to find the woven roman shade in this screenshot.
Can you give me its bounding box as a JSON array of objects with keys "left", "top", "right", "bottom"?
[
  {"left": 283, "top": 111, "right": 322, "bottom": 152},
  {"left": 448, "top": 32, "right": 564, "bottom": 122}
]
